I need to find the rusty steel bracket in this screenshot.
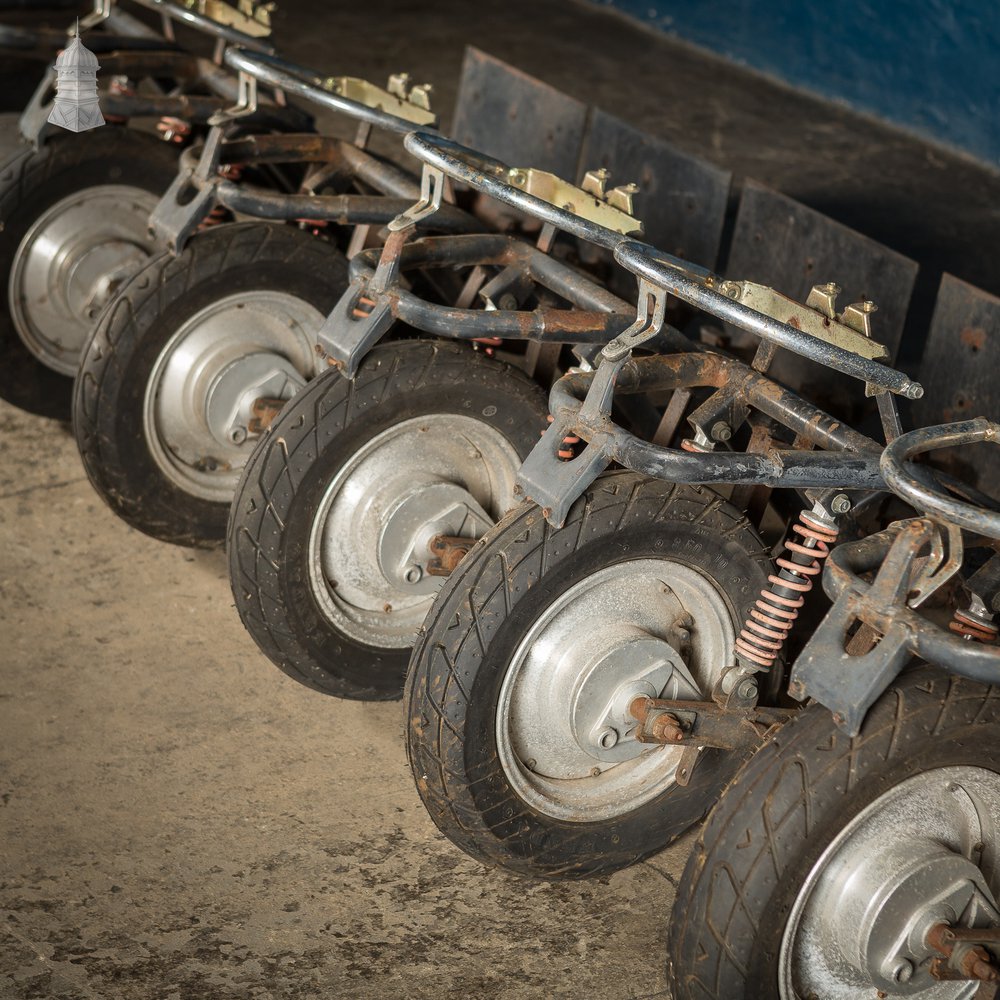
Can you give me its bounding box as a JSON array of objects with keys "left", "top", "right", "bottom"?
[
  {"left": 628, "top": 695, "right": 793, "bottom": 751},
  {"left": 927, "top": 923, "right": 1000, "bottom": 982},
  {"left": 425, "top": 535, "right": 474, "bottom": 577},
  {"left": 247, "top": 396, "right": 284, "bottom": 435}
]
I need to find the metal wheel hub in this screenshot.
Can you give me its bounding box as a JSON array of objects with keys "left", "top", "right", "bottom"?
[
  {"left": 307, "top": 413, "right": 520, "bottom": 649},
  {"left": 204, "top": 351, "right": 305, "bottom": 447},
  {"left": 780, "top": 766, "right": 1000, "bottom": 999},
  {"left": 376, "top": 480, "right": 492, "bottom": 596},
  {"left": 498, "top": 559, "right": 735, "bottom": 822},
  {"left": 10, "top": 185, "right": 161, "bottom": 375},
  {"left": 143, "top": 290, "right": 324, "bottom": 501}
]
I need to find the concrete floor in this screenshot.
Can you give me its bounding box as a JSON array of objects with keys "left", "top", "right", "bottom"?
[
  {"left": 4, "top": 2, "right": 1000, "bottom": 997},
  {"left": 0, "top": 398, "right": 689, "bottom": 998}
]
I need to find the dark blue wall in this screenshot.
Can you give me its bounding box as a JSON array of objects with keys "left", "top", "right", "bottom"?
[{"left": 594, "top": 0, "right": 1000, "bottom": 166}]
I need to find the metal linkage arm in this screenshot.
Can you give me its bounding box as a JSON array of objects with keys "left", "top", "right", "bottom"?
[
  {"left": 790, "top": 518, "right": 1000, "bottom": 736},
  {"left": 517, "top": 350, "right": 885, "bottom": 527},
  {"left": 317, "top": 234, "right": 637, "bottom": 378}
]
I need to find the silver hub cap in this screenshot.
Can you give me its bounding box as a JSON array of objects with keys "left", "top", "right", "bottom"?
[
  {"left": 10, "top": 184, "right": 161, "bottom": 374},
  {"left": 308, "top": 414, "right": 521, "bottom": 649},
  {"left": 497, "top": 560, "right": 735, "bottom": 822},
  {"left": 143, "top": 290, "right": 325, "bottom": 501},
  {"left": 780, "top": 766, "right": 1000, "bottom": 999}
]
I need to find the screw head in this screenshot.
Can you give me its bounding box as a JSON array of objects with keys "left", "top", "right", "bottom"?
[
  {"left": 737, "top": 679, "right": 758, "bottom": 701},
  {"left": 404, "top": 565, "right": 423, "bottom": 585},
  {"left": 229, "top": 426, "right": 248, "bottom": 445},
  {"left": 830, "top": 493, "right": 852, "bottom": 515},
  {"left": 892, "top": 959, "right": 914, "bottom": 983}
]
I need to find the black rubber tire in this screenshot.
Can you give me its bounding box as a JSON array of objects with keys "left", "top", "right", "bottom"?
[
  {"left": 668, "top": 665, "right": 1000, "bottom": 999},
  {"left": 0, "top": 128, "right": 180, "bottom": 418},
  {"left": 227, "top": 339, "right": 550, "bottom": 700},
  {"left": 74, "top": 221, "right": 349, "bottom": 548},
  {"left": 404, "top": 472, "right": 773, "bottom": 878}
]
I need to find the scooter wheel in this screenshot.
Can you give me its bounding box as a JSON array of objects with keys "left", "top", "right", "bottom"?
[
  {"left": 405, "top": 471, "right": 772, "bottom": 878},
  {"left": 0, "top": 128, "right": 178, "bottom": 418},
  {"left": 74, "top": 221, "right": 348, "bottom": 547},
  {"left": 228, "top": 339, "right": 549, "bottom": 700},
  {"left": 668, "top": 664, "right": 1000, "bottom": 999}
]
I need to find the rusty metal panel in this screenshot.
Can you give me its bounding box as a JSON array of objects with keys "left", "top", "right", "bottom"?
[
  {"left": 450, "top": 46, "right": 587, "bottom": 179},
  {"left": 723, "top": 180, "right": 918, "bottom": 417},
  {"left": 913, "top": 273, "right": 1000, "bottom": 496},
  {"left": 580, "top": 107, "right": 731, "bottom": 269}
]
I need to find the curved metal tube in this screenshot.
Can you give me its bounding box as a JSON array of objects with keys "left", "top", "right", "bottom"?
[
  {"left": 224, "top": 48, "right": 437, "bottom": 133},
  {"left": 614, "top": 240, "right": 923, "bottom": 398},
  {"left": 880, "top": 419, "right": 1000, "bottom": 538},
  {"left": 404, "top": 131, "right": 639, "bottom": 251}
]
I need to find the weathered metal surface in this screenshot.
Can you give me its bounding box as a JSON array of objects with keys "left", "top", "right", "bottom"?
[
  {"left": 913, "top": 273, "right": 1000, "bottom": 498},
  {"left": 579, "top": 108, "right": 731, "bottom": 269},
  {"left": 724, "top": 180, "right": 918, "bottom": 415},
  {"left": 450, "top": 46, "right": 587, "bottom": 178}
]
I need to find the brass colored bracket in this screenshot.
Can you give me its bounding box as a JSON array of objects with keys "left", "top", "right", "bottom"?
[
  {"left": 720, "top": 279, "right": 890, "bottom": 361},
  {"left": 321, "top": 74, "right": 436, "bottom": 126},
  {"left": 184, "top": 0, "right": 275, "bottom": 37},
  {"left": 506, "top": 166, "right": 642, "bottom": 236}
]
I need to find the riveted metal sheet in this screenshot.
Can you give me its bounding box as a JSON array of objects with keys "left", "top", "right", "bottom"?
[
  {"left": 913, "top": 273, "right": 1000, "bottom": 497},
  {"left": 450, "top": 46, "right": 587, "bottom": 179},
  {"left": 723, "top": 180, "right": 918, "bottom": 419}
]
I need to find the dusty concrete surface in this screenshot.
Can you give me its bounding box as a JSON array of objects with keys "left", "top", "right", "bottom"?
[{"left": 0, "top": 398, "right": 689, "bottom": 998}]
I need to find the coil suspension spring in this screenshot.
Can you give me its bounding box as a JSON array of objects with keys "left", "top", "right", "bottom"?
[
  {"left": 543, "top": 414, "right": 581, "bottom": 461},
  {"left": 735, "top": 509, "right": 839, "bottom": 668}
]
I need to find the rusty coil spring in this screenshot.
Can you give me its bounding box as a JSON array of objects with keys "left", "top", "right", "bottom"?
[
  {"left": 156, "top": 116, "right": 191, "bottom": 143},
  {"left": 734, "top": 510, "right": 839, "bottom": 668},
  {"left": 543, "top": 414, "right": 581, "bottom": 461},
  {"left": 949, "top": 609, "right": 999, "bottom": 643}
]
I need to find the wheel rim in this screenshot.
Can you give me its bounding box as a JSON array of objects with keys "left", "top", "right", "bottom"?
[
  {"left": 143, "top": 290, "right": 324, "bottom": 502},
  {"left": 307, "top": 414, "right": 520, "bottom": 650},
  {"left": 10, "top": 184, "right": 161, "bottom": 375},
  {"left": 779, "top": 765, "right": 1000, "bottom": 999},
  {"left": 496, "top": 559, "right": 735, "bottom": 823}
]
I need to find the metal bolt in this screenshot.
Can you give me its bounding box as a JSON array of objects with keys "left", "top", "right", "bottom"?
[
  {"left": 830, "top": 493, "right": 852, "bottom": 515},
  {"left": 597, "top": 728, "right": 619, "bottom": 750},
  {"left": 711, "top": 421, "right": 732, "bottom": 442},
  {"left": 737, "top": 678, "right": 758, "bottom": 700},
  {"left": 404, "top": 565, "right": 423, "bottom": 585},
  {"left": 892, "top": 959, "right": 914, "bottom": 983},
  {"left": 498, "top": 293, "right": 518, "bottom": 311},
  {"left": 229, "top": 426, "right": 248, "bottom": 445},
  {"left": 590, "top": 766, "right": 601, "bottom": 777}
]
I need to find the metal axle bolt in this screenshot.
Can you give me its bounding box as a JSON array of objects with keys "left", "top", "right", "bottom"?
[
  {"left": 830, "top": 493, "right": 852, "bottom": 515},
  {"left": 711, "top": 421, "right": 732, "bottom": 442}
]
